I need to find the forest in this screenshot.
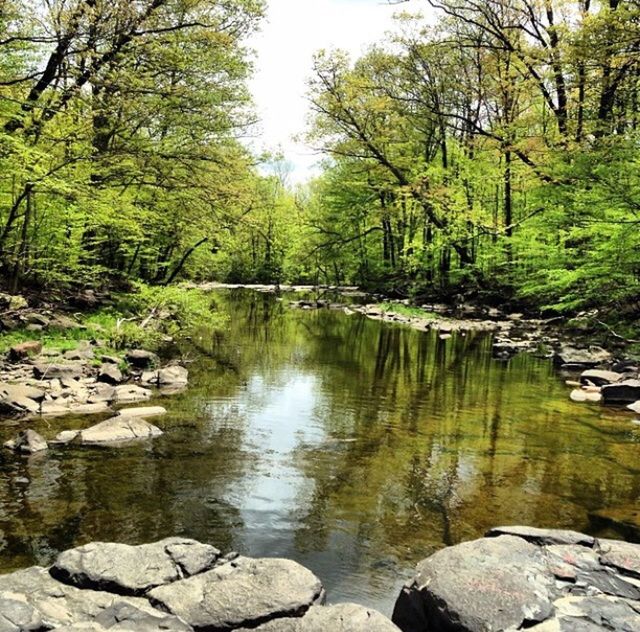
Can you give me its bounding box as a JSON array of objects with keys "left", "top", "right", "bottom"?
[{"left": 1, "top": 0, "right": 640, "bottom": 321}]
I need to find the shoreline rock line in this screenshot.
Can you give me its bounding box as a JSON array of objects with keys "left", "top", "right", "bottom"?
[{"left": 0, "top": 537, "right": 399, "bottom": 631}]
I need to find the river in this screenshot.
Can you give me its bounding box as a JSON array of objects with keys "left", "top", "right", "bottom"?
[{"left": 1, "top": 289, "right": 639, "bottom": 615}]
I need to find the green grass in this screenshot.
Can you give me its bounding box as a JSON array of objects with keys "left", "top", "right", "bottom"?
[
  {"left": 0, "top": 283, "right": 228, "bottom": 355},
  {"left": 378, "top": 302, "right": 438, "bottom": 320}
]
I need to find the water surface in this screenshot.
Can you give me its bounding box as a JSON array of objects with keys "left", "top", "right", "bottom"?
[{"left": 1, "top": 290, "right": 639, "bottom": 615}]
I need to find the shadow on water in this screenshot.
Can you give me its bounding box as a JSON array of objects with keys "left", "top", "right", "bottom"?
[{"left": 1, "top": 289, "right": 640, "bottom": 614}]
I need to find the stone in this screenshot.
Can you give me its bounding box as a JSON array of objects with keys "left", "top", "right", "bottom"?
[
  {"left": 41, "top": 400, "right": 71, "bottom": 416},
  {"left": 602, "top": 380, "right": 640, "bottom": 404},
  {"left": 555, "top": 344, "right": 612, "bottom": 367},
  {"left": 25, "top": 324, "right": 43, "bottom": 332},
  {"left": 3, "top": 429, "right": 47, "bottom": 454},
  {"left": 101, "top": 355, "right": 121, "bottom": 365},
  {"left": 486, "top": 525, "right": 596, "bottom": 547},
  {"left": 0, "top": 566, "right": 186, "bottom": 630},
  {"left": 158, "top": 366, "right": 188, "bottom": 386},
  {"left": 24, "top": 312, "right": 49, "bottom": 327},
  {"left": 570, "top": 388, "right": 602, "bottom": 403},
  {"left": 125, "top": 350, "right": 158, "bottom": 369},
  {"left": 580, "top": 369, "right": 624, "bottom": 387},
  {"left": 113, "top": 385, "right": 151, "bottom": 403},
  {"left": 236, "top": 604, "right": 400, "bottom": 631},
  {"left": 8, "top": 340, "right": 42, "bottom": 362},
  {"left": 0, "top": 383, "right": 44, "bottom": 416},
  {"left": 117, "top": 406, "right": 166, "bottom": 419},
  {"left": 628, "top": 401, "right": 640, "bottom": 414},
  {"left": 33, "top": 363, "right": 84, "bottom": 380},
  {"left": 8, "top": 295, "right": 27, "bottom": 311},
  {"left": 392, "top": 528, "right": 640, "bottom": 632},
  {"left": 65, "top": 348, "right": 95, "bottom": 361},
  {"left": 51, "top": 538, "right": 220, "bottom": 596},
  {"left": 526, "top": 595, "right": 640, "bottom": 631},
  {"left": 0, "top": 595, "right": 45, "bottom": 631},
  {"left": 53, "top": 430, "right": 81, "bottom": 445},
  {"left": 147, "top": 557, "right": 324, "bottom": 631},
  {"left": 73, "top": 402, "right": 112, "bottom": 415},
  {"left": 97, "top": 364, "right": 123, "bottom": 385},
  {"left": 78, "top": 417, "right": 163, "bottom": 445},
  {"left": 50, "top": 314, "right": 81, "bottom": 330},
  {"left": 392, "top": 535, "right": 557, "bottom": 632},
  {"left": 87, "top": 383, "right": 116, "bottom": 403}
]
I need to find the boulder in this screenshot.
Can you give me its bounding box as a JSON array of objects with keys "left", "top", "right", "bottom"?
[
  {"left": 53, "top": 430, "right": 81, "bottom": 445},
  {"left": 78, "top": 417, "right": 163, "bottom": 445},
  {"left": 7, "top": 295, "right": 27, "bottom": 311},
  {"left": 392, "top": 527, "right": 640, "bottom": 632},
  {"left": 3, "top": 429, "right": 48, "bottom": 454},
  {"left": 51, "top": 538, "right": 220, "bottom": 596},
  {"left": 0, "top": 383, "right": 44, "bottom": 416},
  {"left": 555, "top": 344, "right": 612, "bottom": 367},
  {"left": 117, "top": 407, "right": 166, "bottom": 419},
  {"left": 50, "top": 314, "right": 81, "bottom": 330},
  {"left": 8, "top": 340, "right": 42, "bottom": 362},
  {"left": 602, "top": 380, "right": 640, "bottom": 404},
  {"left": 0, "top": 566, "right": 189, "bottom": 630},
  {"left": 580, "top": 369, "right": 624, "bottom": 387},
  {"left": 628, "top": 401, "right": 640, "bottom": 414},
  {"left": 113, "top": 385, "right": 152, "bottom": 403},
  {"left": 158, "top": 366, "right": 188, "bottom": 386},
  {"left": 101, "top": 355, "right": 121, "bottom": 365},
  {"left": 65, "top": 348, "right": 95, "bottom": 361},
  {"left": 87, "top": 383, "right": 116, "bottom": 403},
  {"left": 97, "top": 364, "right": 123, "bottom": 385},
  {"left": 147, "top": 557, "right": 324, "bottom": 631},
  {"left": 125, "top": 350, "right": 158, "bottom": 369},
  {"left": 236, "top": 604, "right": 400, "bottom": 631},
  {"left": 33, "top": 363, "right": 84, "bottom": 380},
  {"left": 40, "top": 400, "right": 71, "bottom": 416},
  {"left": 24, "top": 312, "right": 49, "bottom": 327}
]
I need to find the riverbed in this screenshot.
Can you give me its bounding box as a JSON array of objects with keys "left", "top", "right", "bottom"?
[{"left": 1, "top": 289, "right": 639, "bottom": 615}]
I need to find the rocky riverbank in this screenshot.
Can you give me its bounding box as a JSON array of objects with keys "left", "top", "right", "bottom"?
[
  {"left": 0, "top": 537, "right": 399, "bottom": 631},
  {"left": 2, "top": 527, "right": 638, "bottom": 631},
  {"left": 392, "top": 526, "right": 640, "bottom": 631}
]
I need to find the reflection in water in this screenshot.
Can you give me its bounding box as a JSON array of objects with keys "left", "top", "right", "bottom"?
[{"left": 1, "top": 290, "right": 640, "bottom": 614}]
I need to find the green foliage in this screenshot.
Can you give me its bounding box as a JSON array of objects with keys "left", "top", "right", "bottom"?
[{"left": 378, "top": 302, "right": 437, "bottom": 320}]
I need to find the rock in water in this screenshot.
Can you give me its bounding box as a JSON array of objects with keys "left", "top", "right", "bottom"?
[
  {"left": 147, "top": 557, "right": 325, "bottom": 630},
  {"left": 158, "top": 366, "right": 188, "bottom": 386},
  {"left": 555, "top": 344, "right": 612, "bottom": 367},
  {"left": 602, "top": 380, "right": 640, "bottom": 404},
  {"left": 392, "top": 527, "right": 640, "bottom": 632},
  {"left": 580, "top": 369, "right": 624, "bottom": 387},
  {"left": 113, "top": 385, "right": 152, "bottom": 403},
  {"left": 117, "top": 406, "right": 166, "bottom": 419},
  {"left": 78, "top": 417, "right": 163, "bottom": 445},
  {"left": 3, "top": 429, "right": 48, "bottom": 454},
  {"left": 51, "top": 538, "right": 220, "bottom": 596}
]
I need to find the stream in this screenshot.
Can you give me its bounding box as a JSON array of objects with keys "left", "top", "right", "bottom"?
[{"left": 1, "top": 289, "right": 639, "bottom": 616}]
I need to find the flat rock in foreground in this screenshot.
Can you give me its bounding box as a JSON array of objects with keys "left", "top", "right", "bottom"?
[
  {"left": 51, "top": 537, "right": 220, "bottom": 596},
  {"left": 148, "top": 556, "right": 325, "bottom": 630},
  {"left": 0, "top": 566, "right": 189, "bottom": 630},
  {"left": 392, "top": 526, "right": 640, "bottom": 632}
]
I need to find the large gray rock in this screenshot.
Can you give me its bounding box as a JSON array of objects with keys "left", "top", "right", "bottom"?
[
  {"left": 8, "top": 340, "right": 42, "bottom": 362},
  {"left": 113, "top": 385, "right": 152, "bottom": 403},
  {"left": 97, "top": 364, "right": 123, "bottom": 385},
  {"left": 0, "top": 383, "right": 43, "bottom": 416},
  {"left": 51, "top": 538, "right": 220, "bottom": 596},
  {"left": 236, "top": 604, "right": 400, "bottom": 631},
  {"left": 0, "top": 567, "right": 184, "bottom": 630},
  {"left": 33, "top": 363, "right": 84, "bottom": 380},
  {"left": 147, "top": 557, "right": 324, "bottom": 631},
  {"left": 78, "top": 417, "right": 162, "bottom": 445},
  {"left": 580, "top": 369, "right": 624, "bottom": 387},
  {"left": 393, "top": 527, "right": 640, "bottom": 632}
]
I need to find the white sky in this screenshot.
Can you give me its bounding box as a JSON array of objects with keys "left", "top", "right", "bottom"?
[{"left": 248, "top": 0, "right": 427, "bottom": 183}]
